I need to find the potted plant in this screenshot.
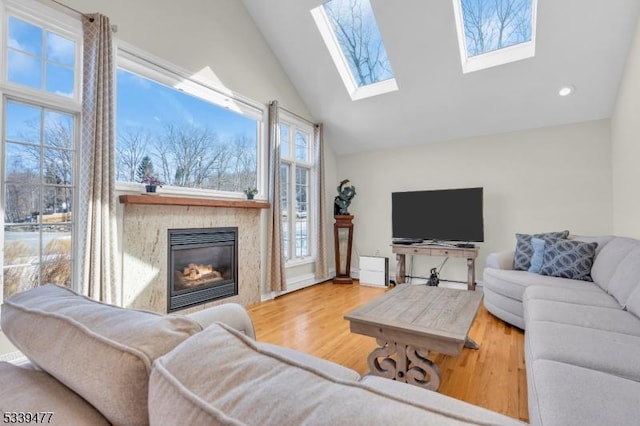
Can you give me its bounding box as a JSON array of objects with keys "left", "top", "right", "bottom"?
[
  {"left": 244, "top": 187, "right": 258, "bottom": 200},
  {"left": 140, "top": 175, "right": 163, "bottom": 193}
]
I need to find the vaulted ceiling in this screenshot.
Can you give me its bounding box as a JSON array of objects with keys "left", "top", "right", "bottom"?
[{"left": 242, "top": 0, "right": 640, "bottom": 155}]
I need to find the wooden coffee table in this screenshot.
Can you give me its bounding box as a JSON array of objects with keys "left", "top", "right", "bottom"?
[{"left": 344, "top": 285, "right": 482, "bottom": 391}]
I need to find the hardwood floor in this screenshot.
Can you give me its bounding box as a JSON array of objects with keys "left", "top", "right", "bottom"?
[{"left": 246, "top": 281, "right": 528, "bottom": 422}]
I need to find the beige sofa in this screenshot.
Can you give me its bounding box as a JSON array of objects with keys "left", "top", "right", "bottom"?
[
  {"left": 483, "top": 236, "right": 640, "bottom": 425},
  {"left": 0, "top": 285, "right": 523, "bottom": 425}
]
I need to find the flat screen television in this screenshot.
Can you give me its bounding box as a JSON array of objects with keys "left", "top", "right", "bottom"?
[{"left": 391, "top": 187, "right": 484, "bottom": 243}]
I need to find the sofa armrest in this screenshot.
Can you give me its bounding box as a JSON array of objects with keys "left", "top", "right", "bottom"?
[
  {"left": 184, "top": 303, "right": 256, "bottom": 340},
  {"left": 486, "top": 250, "right": 515, "bottom": 270}
]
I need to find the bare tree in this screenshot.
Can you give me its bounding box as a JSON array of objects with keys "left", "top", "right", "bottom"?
[
  {"left": 461, "top": 0, "right": 531, "bottom": 56},
  {"left": 117, "top": 128, "right": 152, "bottom": 182},
  {"left": 324, "top": 0, "right": 392, "bottom": 86}
]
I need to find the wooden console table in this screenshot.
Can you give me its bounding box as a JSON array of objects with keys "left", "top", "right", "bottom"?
[{"left": 392, "top": 244, "right": 479, "bottom": 290}]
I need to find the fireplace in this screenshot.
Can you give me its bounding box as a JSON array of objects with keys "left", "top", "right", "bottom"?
[{"left": 168, "top": 227, "right": 238, "bottom": 312}]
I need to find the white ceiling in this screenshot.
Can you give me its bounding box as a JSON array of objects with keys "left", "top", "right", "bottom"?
[{"left": 242, "top": 0, "right": 640, "bottom": 155}]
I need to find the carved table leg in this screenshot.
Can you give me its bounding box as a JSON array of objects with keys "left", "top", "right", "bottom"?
[
  {"left": 396, "top": 254, "right": 406, "bottom": 284},
  {"left": 367, "top": 339, "right": 441, "bottom": 391},
  {"left": 367, "top": 339, "right": 397, "bottom": 379},
  {"left": 464, "top": 336, "right": 480, "bottom": 350}
]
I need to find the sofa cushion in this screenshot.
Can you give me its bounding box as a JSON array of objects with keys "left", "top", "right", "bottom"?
[
  {"left": 626, "top": 285, "right": 640, "bottom": 319},
  {"left": 524, "top": 298, "right": 640, "bottom": 337},
  {"left": 484, "top": 267, "right": 600, "bottom": 302},
  {"left": 539, "top": 239, "right": 598, "bottom": 281},
  {"left": 523, "top": 285, "right": 620, "bottom": 309},
  {"left": 526, "top": 321, "right": 640, "bottom": 381},
  {"left": 590, "top": 237, "right": 640, "bottom": 291},
  {"left": 149, "top": 323, "right": 523, "bottom": 426},
  {"left": 528, "top": 359, "right": 640, "bottom": 426},
  {"left": 0, "top": 285, "right": 202, "bottom": 426},
  {"left": 513, "top": 231, "right": 569, "bottom": 271},
  {"left": 257, "top": 342, "right": 360, "bottom": 381},
  {"left": 358, "top": 376, "right": 525, "bottom": 425},
  {"left": 606, "top": 245, "right": 640, "bottom": 307},
  {"left": 0, "top": 362, "right": 110, "bottom": 426}
]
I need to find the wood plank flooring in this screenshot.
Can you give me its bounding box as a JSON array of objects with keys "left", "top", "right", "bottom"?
[{"left": 246, "top": 281, "right": 528, "bottom": 422}]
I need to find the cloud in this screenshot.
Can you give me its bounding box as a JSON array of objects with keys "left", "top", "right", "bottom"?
[{"left": 47, "top": 33, "right": 75, "bottom": 65}]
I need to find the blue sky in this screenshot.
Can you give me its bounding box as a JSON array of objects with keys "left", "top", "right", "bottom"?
[{"left": 116, "top": 69, "right": 257, "bottom": 142}]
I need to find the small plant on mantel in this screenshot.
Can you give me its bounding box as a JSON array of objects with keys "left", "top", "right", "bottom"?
[
  {"left": 244, "top": 187, "right": 258, "bottom": 200},
  {"left": 140, "top": 175, "right": 164, "bottom": 193}
]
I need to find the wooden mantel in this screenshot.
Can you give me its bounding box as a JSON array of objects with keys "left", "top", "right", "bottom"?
[{"left": 119, "top": 194, "right": 270, "bottom": 209}]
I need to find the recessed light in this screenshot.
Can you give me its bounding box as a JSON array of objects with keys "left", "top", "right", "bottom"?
[{"left": 558, "top": 85, "right": 575, "bottom": 97}]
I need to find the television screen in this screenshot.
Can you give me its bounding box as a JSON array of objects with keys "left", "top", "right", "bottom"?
[{"left": 391, "top": 187, "right": 484, "bottom": 242}]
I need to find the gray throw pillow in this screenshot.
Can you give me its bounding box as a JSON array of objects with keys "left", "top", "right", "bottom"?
[
  {"left": 539, "top": 239, "right": 598, "bottom": 281},
  {"left": 513, "top": 230, "right": 570, "bottom": 271}
]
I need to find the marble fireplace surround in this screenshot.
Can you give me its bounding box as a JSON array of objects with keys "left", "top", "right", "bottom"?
[{"left": 119, "top": 195, "right": 269, "bottom": 314}]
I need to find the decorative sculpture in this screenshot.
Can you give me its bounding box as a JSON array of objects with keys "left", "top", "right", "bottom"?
[{"left": 334, "top": 179, "right": 356, "bottom": 215}]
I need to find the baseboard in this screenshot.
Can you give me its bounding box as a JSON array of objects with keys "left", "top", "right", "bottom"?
[{"left": 261, "top": 269, "right": 335, "bottom": 301}]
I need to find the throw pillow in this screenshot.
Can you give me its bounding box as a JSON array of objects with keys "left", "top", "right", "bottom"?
[
  {"left": 528, "top": 237, "right": 546, "bottom": 273},
  {"left": 513, "top": 230, "right": 570, "bottom": 271},
  {"left": 539, "top": 239, "right": 598, "bottom": 281}
]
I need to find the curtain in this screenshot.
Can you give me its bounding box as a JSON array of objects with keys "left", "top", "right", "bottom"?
[
  {"left": 266, "top": 101, "right": 286, "bottom": 292},
  {"left": 78, "top": 14, "right": 119, "bottom": 304},
  {"left": 314, "top": 124, "right": 329, "bottom": 280}
]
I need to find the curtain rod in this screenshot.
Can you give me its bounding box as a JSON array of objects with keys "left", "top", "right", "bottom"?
[
  {"left": 50, "top": 0, "right": 91, "bottom": 20},
  {"left": 50, "top": 0, "right": 118, "bottom": 31},
  {"left": 277, "top": 104, "right": 315, "bottom": 126}
]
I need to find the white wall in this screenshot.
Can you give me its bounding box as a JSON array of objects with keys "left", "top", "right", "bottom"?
[
  {"left": 612, "top": 15, "right": 640, "bottom": 238},
  {"left": 338, "top": 120, "right": 613, "bottom": 284}
]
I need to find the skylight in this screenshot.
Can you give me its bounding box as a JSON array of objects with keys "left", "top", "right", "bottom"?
[
  {"left": 311, "top": 0, "right": 398, "bottom": 101},
  {"left": 453, "top": 0, "right": 537, "bottom": 73}
]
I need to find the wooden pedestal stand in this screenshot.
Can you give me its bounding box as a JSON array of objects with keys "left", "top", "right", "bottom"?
[{"left": 333, "top": 215, "right": 354, "bottom": 284}]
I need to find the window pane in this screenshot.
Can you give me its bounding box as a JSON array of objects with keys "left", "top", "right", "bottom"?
[
  {"left": 4, "top": 225, "right": 39, "bottom": 266},
  {"left": 461, "top": 0, "right": 533, "bottom": 57},
  {"left": 295, "top": 131, "right": 309, "bottom": 162},
  {"left": 44, "top": 148, "right": 72, "bottom": 185},
  {"left": 295, "top": 167, "right": 310, "bottom": 258},
  {"left": 43, "top": 187, "right": 72, "bottom": 219},
  {"left": 3, "top": 264, "right": 38, "bottom": 299},
  {"left": 8, "top": 17, "right": 42, "bottom": 56},
  {"left": 46, "top": 63, "right": 74, "bottom": 97},
  {"left": 116, "top": 68, "right": 258, "bottom": 193},
  {"left": 45, "top": 111, "right": 73, "bottom": 149},
  {"left": 280, "top": 164, "right": 290, "bottom": 212},
  {"left": 6, "top": 102, "right": 41, "bottom": 144},
  {"left": 5, "top": 143, "right": 40, "bottom": 184},
  {"left": 46, "top": 31, "right": 75, "bottom": 66},
  {"left": 4, "top": 185, "right": 39, "bottom": 224},
  {"left": 8, "top": 50, "right": 42, "bottom": 90},
  {"left": 323, "top": 0, "right": 394, "bottom": 87},
  {"left": 280, "top": 124, "right": 289, "bottom": 158}
]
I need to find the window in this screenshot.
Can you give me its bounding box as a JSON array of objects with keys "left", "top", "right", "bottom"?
[
  {"left": 1, "top": 4, "right": 80, "bottom": 303},
  {"left": 311, "top": 0, "right": 398, "bottom": 100},
  {"left": 279, "top": 114, "right": 315, "bottom": 263},
  {"left": 453, "top": 0, "right": 537, "bottom": 73},
  {"left": 115, "top": 52, "right": 263, "bottom": 196}
]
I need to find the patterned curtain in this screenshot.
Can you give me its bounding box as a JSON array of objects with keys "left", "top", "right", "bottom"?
[
  {"left": 266, "top": 101, "right": 286, "bottom": 292},
  {"left": 78, "top": 14, "right": 119, "bottom": 304},
  {"left": 314, "top": 124, "right": 329, "bottom": 280}
]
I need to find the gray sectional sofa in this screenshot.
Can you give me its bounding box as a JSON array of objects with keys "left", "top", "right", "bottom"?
[
  {"left": 0, "top": 285, "right": 524, "bottom": 425},
  {"left": 483, "top": 236, "right": 640, "bottom": 425}
]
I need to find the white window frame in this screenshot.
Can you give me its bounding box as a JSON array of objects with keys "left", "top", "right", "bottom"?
[
  {"left": 279, "top": 111, "right": 316, "bottom": 266},
  {"left": 0, "top": 0, "right": 82, "bottom": 308},
  {"left": 452, "top": 0, "right": 538, "bottom": 73},
  {"left": 310, "top": 3, "right": 398, "bottom": 101},
  {"left": 115, "top": 42, "right": 267, "bottom": 199}
]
